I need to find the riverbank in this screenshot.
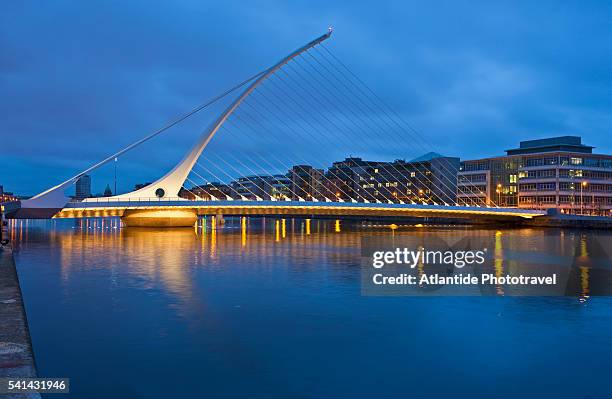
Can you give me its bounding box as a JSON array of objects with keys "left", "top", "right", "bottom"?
[
  {"left": 0, "top": 245, "right": 39, "bottom": 398},
  {"left": 522, "top": 210, "right": 612, "bottom": 229}
]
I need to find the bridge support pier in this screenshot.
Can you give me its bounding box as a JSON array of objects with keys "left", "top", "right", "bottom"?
[{"left": 121, "top": 208, "right": 198, "bottom": 227}]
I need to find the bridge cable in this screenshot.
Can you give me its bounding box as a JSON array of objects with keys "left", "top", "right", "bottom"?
[
  {"left": 261, "top": 57, "right": 421, "bottom": 204},
  {"left": 308, "top": 47, "right": 472, "bottom": 207},
  {"left": 241, "top": 83, "right": 362, "bottom": 202},
  {"left": 278, "top": 56, "right": 446, "bottom": 205},
  {"left": 236, "top": 96, "right": 359, "bottom": 202},
  {"left": 318, "top": 44, "right": 496, "bottom": 207},
  {"left": 265, "top": 69, "right": 407, "bottom": 204},
  {"left": 58, "top": 69, "right": 268, "bottom": 186},
  {"left": 299, "top": 50, "right": 462, "bottom": 206}
]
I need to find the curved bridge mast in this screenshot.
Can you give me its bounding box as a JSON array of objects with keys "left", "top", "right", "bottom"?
[
  {"left": 109, "top": 29, "right": 332, "bottom": 201},
  {"left": 22, "top": 30, "right": 332, "bottom": 209}
]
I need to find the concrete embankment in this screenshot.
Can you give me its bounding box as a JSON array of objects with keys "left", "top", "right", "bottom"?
[
  {"left": 0, "top": 245, "right": 40, "bottom": 398},
  {"left": 524, "top": 211, "right": 612, "bottom": 229}
]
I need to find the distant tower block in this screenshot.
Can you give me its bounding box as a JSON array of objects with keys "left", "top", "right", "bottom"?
[{"left": 75, "top": 175, "right": 91, "bottom": 200}]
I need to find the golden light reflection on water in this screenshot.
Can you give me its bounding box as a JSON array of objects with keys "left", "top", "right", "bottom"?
[
  {"left": 578, "top": 235, "right": 591, "bottom": 299},
  {"left": 8, "top": 218, "right": 612, "bottom": 299},
  {"left": 495, "top": 230, "right": 504, "bottom": 295},
  {"left": 241, "top": 217, "right": 247, "bottom": 247}
]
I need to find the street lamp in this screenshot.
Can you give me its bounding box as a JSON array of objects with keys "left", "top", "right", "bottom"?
[
  {"left": 418, "top": 189, "right": 425, "bottom": 204},
  {"left": 496, "top": 183, "right": 502, "bottom": 206},
  {"left": 580, "top": 181, "right": 587, "bottom": 215},
  {"left": 114, "top": 157, "right": 118, "bottom": 196}
]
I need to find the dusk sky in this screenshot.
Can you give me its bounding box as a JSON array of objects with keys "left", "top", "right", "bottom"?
[{"left": 2, "top": 1, "right": 611, "bottom": 196}]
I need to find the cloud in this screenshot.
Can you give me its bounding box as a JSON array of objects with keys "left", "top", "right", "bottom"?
[{"left": 1, "top": 0, "right": 611, "bottom": 195}]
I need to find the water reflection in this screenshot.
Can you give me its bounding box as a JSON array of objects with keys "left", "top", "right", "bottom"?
[
  {"left": 8, "top": 218, "right": 612, "bottom": 302},
  {"left": 7, "top": 218, "right": 612, "bottom": 398}
]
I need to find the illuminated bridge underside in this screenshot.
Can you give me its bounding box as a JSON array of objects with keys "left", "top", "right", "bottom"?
[{"left": 53, "top": 200, "right": 545, "bottom": 223}]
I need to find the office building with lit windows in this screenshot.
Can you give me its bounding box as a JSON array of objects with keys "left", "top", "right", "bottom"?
[
  {"left": 325, "top": 154, "right": 459, "bottom": 204},
  {"left": 457, "top": 136, "right": 612, "bottom": 216},
  {"left": 290, "top": 165, "right": 324, "bottom": 201}
]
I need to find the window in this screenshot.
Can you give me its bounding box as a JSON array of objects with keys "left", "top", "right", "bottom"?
[
  {"left": 538, "top": 196, "right": 556, "bottom": 204},
  {"left": 570, "top": 157, "right": 583, "bottom": 165},
  {"left": 539, "top": 170, "right": 556, "bottom": 178},
  {"left": 537, "top": 183, "right": 556, "bottom": 191}
]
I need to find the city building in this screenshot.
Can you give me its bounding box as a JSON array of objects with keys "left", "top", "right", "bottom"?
[
  {"left": 103, "top": 184, "right": 113, "bottom": 197},
  {"left": 457, "top": 155, "right": 519, "bottom": 207},
  {"left": 181, "top": 175, "right": 291, "bottom": 201},
  {"left": 383, "top": 154, "right": 460, "bottom": 205},
  {"left": 290, "top": 165, "right": 324, "bottom": 200},
  {"left": 268, "top": 174, "right": 292, "bottom": 200},
  {"left": 0, "top": 185, "right": 19, "bottom": 203},
  {"left": 324, "top": 157, "right": 373, "bottom": 201},
  {"left": 186, "top": 182, "right": 234, "bottom": 200},
  {"left": 324, "top": 155, "right": 459, "bottom": 204},
  {"left": 75, "top": 175, "right": 91, "bottom": 200},
  {"left": 457, "top": 136, "right": 612, "bottom": 215},
  {"left": 228, "top": 175, "right": 283, "bottom": 200}
]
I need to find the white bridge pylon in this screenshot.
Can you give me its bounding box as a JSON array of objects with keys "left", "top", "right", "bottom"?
[{"left": 22, "top": 30, "right": 333, "bottom": 209}]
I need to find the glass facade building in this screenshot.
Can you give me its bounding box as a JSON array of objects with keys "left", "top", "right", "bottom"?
[{"left": 457, "top": 136, "right": 612, "bottom": 215}]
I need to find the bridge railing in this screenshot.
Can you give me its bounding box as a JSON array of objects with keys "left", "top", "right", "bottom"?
[
  {"left": 73, "top": 197, "right": 191, "bottom": 204},
  {"left": 71, "top": 196, "right": 453, "bottom": 206},
  {"left": 70, "top": 196, "right": 495, "bottom": 207}
]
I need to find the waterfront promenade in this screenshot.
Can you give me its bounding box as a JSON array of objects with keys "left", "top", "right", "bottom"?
[{"left": 0, "top": 245, "right": 39, "bottom": 398}]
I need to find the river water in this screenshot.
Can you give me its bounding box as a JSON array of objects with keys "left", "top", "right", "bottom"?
[{"left": 8, "top": 218, "right": 612, "bottom": 398}]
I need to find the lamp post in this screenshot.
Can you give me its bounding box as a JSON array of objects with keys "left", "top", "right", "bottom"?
[
  {"left": 114, "top": 157, "right": 118, "bottom": 196},
  {"left": 580, "top": 181, "right": 587, "bottom": 215},
  {"left": 496, "top": 183, "right": 502, "bottom": 206}
]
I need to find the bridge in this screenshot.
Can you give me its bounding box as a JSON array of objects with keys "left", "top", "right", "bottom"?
[
  {"left": 8, "top": 29, "right": 547, "bottom": 226},
  {"left": 48, "top": 199, "right": 544, "bottom": 227}
]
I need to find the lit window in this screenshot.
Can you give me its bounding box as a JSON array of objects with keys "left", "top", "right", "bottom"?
[{"left": 570, "top": 157, "right": 583, "bottom": 165}]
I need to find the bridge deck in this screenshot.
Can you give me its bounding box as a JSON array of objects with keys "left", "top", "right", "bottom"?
[{"left": 51, "top": 199, "right": 546, "bottom": 220}]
